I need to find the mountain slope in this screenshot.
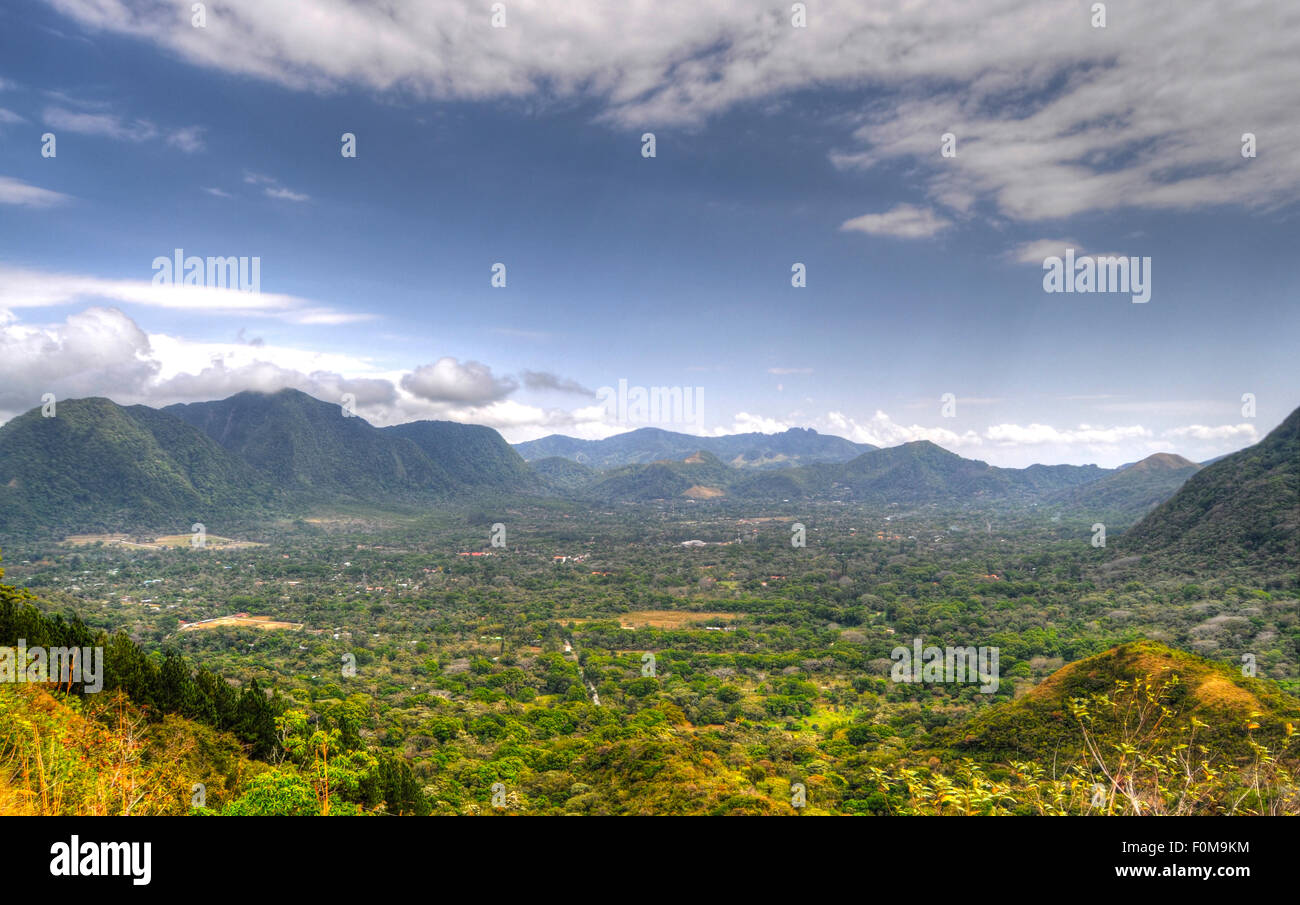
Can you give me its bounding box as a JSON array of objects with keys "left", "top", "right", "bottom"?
[
  {"left": 1123, "top": 407, "right": 1299, "bottom": 567},
  {"left": 1052, "top": 452, "right": 1200, "bottom": 523},
  {"left": 529, "top": 456, "right": 598, "bottom": 492},
  {"left": 939, "top": 641, "right": 1300, "bottom": 762},
  {"left": 775, "top": 441, "right": 1016, "bottom": 503},
  {"left": 166, "top": 389, "right": 455, "bottom": 500},
  {"left": 0, "top": 398, "right": 277, "bottom": 536},
  {"left": 384, "top": 420, "right": 539, "bottom": 492}
]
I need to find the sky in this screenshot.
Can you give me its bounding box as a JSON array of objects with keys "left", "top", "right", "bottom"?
[{"left": 0, "top": 0, "right": 1297, "bottom": 467}]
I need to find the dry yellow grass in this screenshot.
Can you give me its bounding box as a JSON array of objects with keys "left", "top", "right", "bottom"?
[
  {"left": 181, "top": 615, "right": 303, "bottom": 632},
  {"left": 683, "top": 485, "right": 725, "bottom": 499},
  {"left": 61, "top": 533, "right": 263, "bottom": 550},
  {"left": 152, "top": 534, "right": 263, "bottom": 549}
]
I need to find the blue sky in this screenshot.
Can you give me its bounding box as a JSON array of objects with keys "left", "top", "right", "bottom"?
[{"left": 1, "top": 0, "right": 1297, "bottom": 466}]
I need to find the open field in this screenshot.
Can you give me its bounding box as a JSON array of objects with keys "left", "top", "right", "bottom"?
[
  {"left": 180, "top": 615, "right": 304, "bottom": 632},
  {"left": 572, "top": 609, "right": 741, "bottom": 629},
  {"left": 61, "top": 533, "right": 264, "bottom": 550}
]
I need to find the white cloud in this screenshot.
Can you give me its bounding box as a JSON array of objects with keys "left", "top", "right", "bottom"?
[
  {"left": 711, "top": 412, "right": 791, "bottom": 436},
  {"left": 0, "top": 265, "right": 369, "bottom": 324},
  {"left": 810, "top": 410, "right": 1259, "bottom": 467},
  {"left": 0, "top": 108, "right": 25, "bottom": 125},
  {"left": 825, "top": 410, "right": 982, "bottom": 449},
  {"left": 400, "top": 357, "right": 518, "bottom": 405},
  {"left": 0, "top": 176, "right": 71, "bottom": 207},
  {"left": 39, "top": 0, "right": 1298, "bottom": 221},
  {"left": 244, "top": 171, "right": 309, "bottom": 202},
  {"left": 42, "top": 106, "right": 205, "bottom": 151},
  {"left": 264, "top": 186, "right": 310, "bottom": 203},
  {"left": 0, "top": 307, "right": 159, "bottom": 414},
  {"left": 43, "top": 106, "right": 156, "bottom": 141},
  {"left": 0, "top": 306, "right": 575, "bottom": 432},
  {"left": 984, "top": 422, "right": 1152, "bottom": 447},
  {"left": 1006, "top": 238, "right": 1081, "bottom": 265},
  {"left": 841, "top": 204, "right": 951, "bottom": 239},
  {"left": 166, "top": 125, "right": 206, "bottom": 153},
  {"left": 1163, "top": 423, "right": 1259, "bottom": 442}
]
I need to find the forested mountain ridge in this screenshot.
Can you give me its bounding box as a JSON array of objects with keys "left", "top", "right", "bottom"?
[
  {"left": 1124, "top": 406, "right": 1299, "bottom": 568},
  {"left": 0, "top": 397, "right": 279, "bottom": 536},
  {"left": 515, "top": 426, "right": 875, "bottom": 469},
  {"left": 1048, "top": 452, "right": 1201, "bottom": 522},
  {"left": 0, "top": 390, "right": 544, "bottom": 537}
]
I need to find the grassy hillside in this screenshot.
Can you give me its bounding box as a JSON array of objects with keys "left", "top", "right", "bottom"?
[{"left": 939, "top": 641, "right": 1300, "bottom": 762}]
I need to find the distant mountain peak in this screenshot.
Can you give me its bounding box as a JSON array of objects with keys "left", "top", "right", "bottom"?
[{"left": 1127, "top": 452, "right": 1200, "bottom": 472}]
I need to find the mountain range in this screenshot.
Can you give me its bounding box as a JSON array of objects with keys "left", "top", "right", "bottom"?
[
  {"left": 0, "top": 389, "right": 540, "bottom": 537},
  {"left": 514, "top": 426, "right": 874, "bottom": 469},
  {"left": 0, "top": 389, "right": 1290, "bottom": 560}
]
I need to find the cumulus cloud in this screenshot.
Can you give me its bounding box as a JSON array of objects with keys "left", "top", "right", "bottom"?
[
  {"left": 0, "top": 307, "right": 583, "bottom": 433},
  {"left": 1163, "top": 423, "right": 1259, "bottom": 442},
  {"left": 401, "top": 357, "right": 518, "bottom": 405},
  {"left": 841, "top": 204, "right": 951, "bottom": 239},
  {"left": 711, "top": 412, "right": 791, "bottom": 436},
  {"left": 826, "top": 410, "right": 982, "bottom": 449},
  {"left": 0, "top": 307, "right": 159, "bottom": 413}
]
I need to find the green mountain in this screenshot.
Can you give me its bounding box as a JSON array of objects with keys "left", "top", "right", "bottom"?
[
  {"left": 1012, "top": 462, "right": 1110, "bottom": 494},
  {"left": 1051, "top": 452, "right": 1200, "bottom": 524},
  {"left": 529, "top": 456, "right": 597, "bottom": 492},
  {"left": 515, "top": 426, "right": 874, "bottom": 469},
  {"left": 0, "top": 397, "right": 277, "bottom": 537},
  {"left": 815, "top": 441, "right": 1016, "bottom": 501},
  {"left": 0, "top": 390, "right": 548, "bottom": 537},
  {"left": 165, "top": 389, "right": 454, "bottom": 500},
  {"left": 384, "top": 420, "right": 539, "bottom": 492},
  {"left": 585, "top": 463, "right": 693, "bottom": 502},
  {"left": 1123, "top": 406, "right": 1299, "bottom": 568}
]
